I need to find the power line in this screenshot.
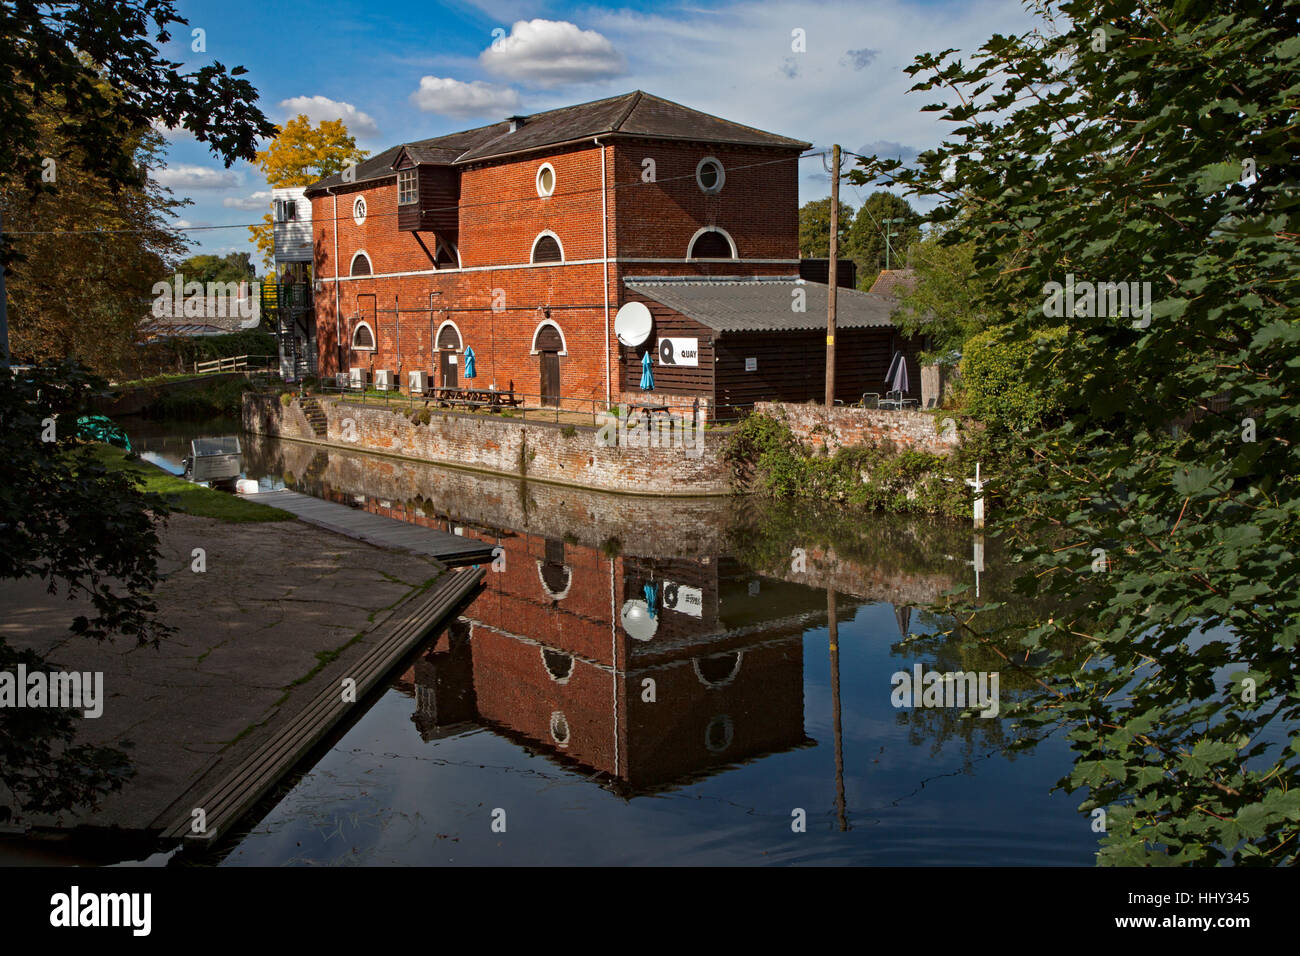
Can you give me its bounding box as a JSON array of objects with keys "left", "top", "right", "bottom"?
[{"left": 3, "top": 150, "right": 830, "bottom": 237}]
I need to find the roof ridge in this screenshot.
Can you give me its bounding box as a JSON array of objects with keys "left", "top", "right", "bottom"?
[{"left": 611, "top": 90, "right": 643, "bottom": 131}]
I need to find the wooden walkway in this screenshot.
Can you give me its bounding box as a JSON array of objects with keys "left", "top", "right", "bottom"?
[
  {"left": 158, "top": 564, "right": 486, "bottom": 846},
  {"left": 243, "top": 489, "right": 496, "bottom": 565}
]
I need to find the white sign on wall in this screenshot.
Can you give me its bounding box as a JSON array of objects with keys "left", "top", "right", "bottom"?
[
  {"left": 745, "top": 357, "right": 757, "bottom": 371},
  {"left": 662, "top": 581, "right": 703, "bottom": 617},
  {"left": 658, "top": 337, "right": 699, "bottom": 367}
]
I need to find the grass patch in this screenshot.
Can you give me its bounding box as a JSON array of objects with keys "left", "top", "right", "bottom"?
[{"left": 86, "top": 443, "right": 293, "bottom": 523}]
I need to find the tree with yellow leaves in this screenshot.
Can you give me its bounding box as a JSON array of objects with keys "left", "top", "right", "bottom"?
[{"left": 249, "top": 115, "right": 368, "bottom": 268}]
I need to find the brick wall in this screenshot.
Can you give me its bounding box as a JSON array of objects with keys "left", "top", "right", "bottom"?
[
  {"left": 309, "top": 138, "right": 804, "bottom": 407},
  {"left": 754, "top": 401, "right": 966, "bottom": 456},
  {"left": 245, "top": 393, "right": 732, "bottom": 495}
]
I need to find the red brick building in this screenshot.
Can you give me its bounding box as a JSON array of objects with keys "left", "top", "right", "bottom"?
[{"left": 304, "top": 91, "right": 914, "bottom": 416}]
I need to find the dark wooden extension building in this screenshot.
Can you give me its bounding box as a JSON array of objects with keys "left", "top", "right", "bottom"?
[{"left": 620, "top": 275, "right": 922, "bottom": 418}]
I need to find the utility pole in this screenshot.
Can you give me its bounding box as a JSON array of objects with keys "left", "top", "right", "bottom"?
[
  {"left": 883, "top": 217, "right": 904, "bottom": 271},
  {"left": 825, "top": 144, "right": 840, "bottom": 408}
]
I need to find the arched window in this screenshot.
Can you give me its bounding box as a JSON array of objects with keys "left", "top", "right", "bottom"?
[
  {"left": 531, "top": 232, "right": 563, "bottom": 264},
  {"left": 436, "top": 322, "right": 462, "bottom": 351},
  {"left": 351, "top": 322, "right": 375, "bottom": 350},
  {"left": 352, "top": 197, "right": 367, "bottom": 225},
  {"left": 531, "top": 321, "right": 566, "bottom": 354},
  {"left": 350, "top": 251, "right": 373, "bottom": 276},
  {"left": 688, "top": 228, "right": 736, "bottom": 259}
]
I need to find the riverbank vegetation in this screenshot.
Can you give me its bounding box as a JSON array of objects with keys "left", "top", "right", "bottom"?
[
  {"left": 852, "top": 0, "right": 1300, "bottom": 863},
  {"left": 724, "top": 412, "right": 988, "bottom": 517}
]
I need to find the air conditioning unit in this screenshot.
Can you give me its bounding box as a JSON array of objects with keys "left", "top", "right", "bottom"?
[
  {"left": 409, "top": 370, "right": 428, "bottom": 395},
  {"left": 374, "top": 369, "right": 394, "bottom": 391},
  {"left": 349, "top": 367, "right": 370, "bottom": 389}
]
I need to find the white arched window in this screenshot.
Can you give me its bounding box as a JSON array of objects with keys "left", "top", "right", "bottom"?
[
  {"left": 351, "top": 321, "right": 376, "bottom": 350},
  {"left": 687, "top": 227, "right": 737, "bottom": 259},
  {"left": 349, "top": 251, "right": 373, "bottom": 276},
  {"left": 531, "top": 231, "right": 564, "bottom": 263}
]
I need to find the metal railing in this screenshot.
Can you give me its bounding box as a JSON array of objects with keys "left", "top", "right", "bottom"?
[
  {"left": 309, "top": 379, "right": 739, "bottom": 428},
  {"left": 193, "top": 354, "right": 278, "bottom": 375}
]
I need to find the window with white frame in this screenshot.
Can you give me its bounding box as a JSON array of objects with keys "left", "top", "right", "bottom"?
[
  {"left": 353, "top": 196, "right": 367, "bottom": 225},
  {"left": 536, "top": 163, "right": 556, "bottom": 197},
  {"left": 696, "top": 157, "right": 725, "bottom": 194},
  {"left": 397, "top": 169, "right": 418, "bottom": 205}
]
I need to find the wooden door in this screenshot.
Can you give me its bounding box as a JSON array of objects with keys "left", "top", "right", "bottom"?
[
  {"left": 539, "top": 351, "right": 560, "bottom": 406},
  {"left": 441, "top": 351, "right": 458, "bottom": 389}
]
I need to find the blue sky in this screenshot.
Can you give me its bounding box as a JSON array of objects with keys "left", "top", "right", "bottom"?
[{"left": 156, "top": 0, "right": 1036, "bottom": 265}]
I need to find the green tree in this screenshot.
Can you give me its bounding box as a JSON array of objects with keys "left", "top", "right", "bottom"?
[
  {"left": 0, "top": 1, "right": 275, "bottom": 200},
  {"left": 797, "top": 198, "right": 854, "bottom": 258},
  {"left": 854, "top": 0, "right": 1300, "bottom": 863},
  {"left": 2, "top": 91, "right": 187, "bottom": 374},
  {"left": 844, "top": 191, "right": 921, "bottom": 289},
  {"left": 175, "top": 252, "right": 257, "bottom": 285},
  {"left": 891, "top": 225, "right": 1025, "bottom": 359}
]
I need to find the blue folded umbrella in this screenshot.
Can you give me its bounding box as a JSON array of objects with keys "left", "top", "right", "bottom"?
[
  {"left": 640, "top": 350, "right": 654, "bottom": 390},
  {"left": 463, "top": 345, "right": 476, "bottom": 379}
]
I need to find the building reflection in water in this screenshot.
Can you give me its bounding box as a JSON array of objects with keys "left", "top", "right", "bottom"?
[
  {"left": 394, "top": 531, "right": 832, "bottom": 797},
  {"left": 244, "top": 433, "right": 982, "bottom": 801}
]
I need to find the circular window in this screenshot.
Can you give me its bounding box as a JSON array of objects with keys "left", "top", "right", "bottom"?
[
  {"left": 537, "top": 163, "right": 556, "bottom": 197},
  {"left": 696, "top": 157, "right": 725, "bottom": 194},
  {"left": 352, "top": 196, "right": 367, "bottom": 225}
]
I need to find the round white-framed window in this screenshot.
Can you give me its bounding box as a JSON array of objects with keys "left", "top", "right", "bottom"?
[
  {"left": 696, "top": 156, "right": 725, "bottom": 194},
  {"left": 536, "top": 162, "right": 556, "bottom": 198},
  {"left": 352, "top": 196, "right": 367, "bottom": 225}
]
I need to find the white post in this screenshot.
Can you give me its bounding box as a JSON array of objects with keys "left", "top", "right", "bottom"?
[
  {"left": 965, "top": 461, "right": 986, "bottom": 530},
  {"left": 967, "top": 534, "right": 985, "bottom": 599}
]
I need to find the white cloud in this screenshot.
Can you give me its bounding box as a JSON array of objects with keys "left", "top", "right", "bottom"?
[
  {"left": 479, "top": 19, "right": 625, "bottom": 87},
  {"left": 150, "top": 118, "right": 194, "bottom": 141},
  {"left": 153, "top": 165, "right": 239, "bottom": 189},
  {"left": 278, "top": 95, "right": 380, "bottom": 137},
  {"left": 223, "top": 191, "right": 273, "bottom": 211},
  {"left": 581, "top": 0, "right": 1037, "bottom": 208},
  {"left": 410, "top": 77, "right": 521, "bottom": 117}
]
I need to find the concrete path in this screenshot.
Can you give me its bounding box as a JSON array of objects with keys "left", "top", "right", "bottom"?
[
  {"left": 243, "top": 489, "right": 496, "bottom": 565},
  {"left": 0, "top": 512, "right": 455, "bottom": 854}
]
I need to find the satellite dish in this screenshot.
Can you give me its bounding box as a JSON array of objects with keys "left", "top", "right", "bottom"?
[
  {"left": 620, "top": 599, "right": 659, "bottom": 642},
  {"left": 614, "top": 302, "right": 653, "bottom": 347}
]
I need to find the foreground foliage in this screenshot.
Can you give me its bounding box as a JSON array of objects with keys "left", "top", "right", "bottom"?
[{"left": 855, "top": 0, "right": 1300, "bottom": 863}]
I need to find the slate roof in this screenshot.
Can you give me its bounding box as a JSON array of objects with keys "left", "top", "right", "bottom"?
[
  {"left": 623, "top": 276, "right": 897, "bottom": 334},
  {"left": 306, "top": 91, "right": 810, "bottom": 196}
]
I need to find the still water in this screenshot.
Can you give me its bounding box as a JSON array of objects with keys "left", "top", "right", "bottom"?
[{"left": 127, "top": 416, "right": 1099, "bottom": 865}]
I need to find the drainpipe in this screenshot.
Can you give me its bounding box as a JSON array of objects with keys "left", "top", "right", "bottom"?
[
  {"left": 594, "top": 136, "right": 611, "bottom": 408},
  {"left": 327, "top": 186, "right": 342, "bottom": 375}
]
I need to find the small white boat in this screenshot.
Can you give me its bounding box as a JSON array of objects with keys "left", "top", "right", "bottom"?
[{"left": 183, "top": 436, "right": 243, "bottom": 488}]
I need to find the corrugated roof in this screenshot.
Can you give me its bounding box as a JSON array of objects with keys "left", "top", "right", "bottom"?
[
  {"left": 624, "top": 277, "right": 897, "bottom": 333},
  {"left": 306, "top": 91, "right": 810, "bottom": 195}
]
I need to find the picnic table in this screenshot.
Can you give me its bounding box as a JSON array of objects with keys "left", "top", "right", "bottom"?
[{"left": 428, "top": 386, "right": 522, "bottom": 410}]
